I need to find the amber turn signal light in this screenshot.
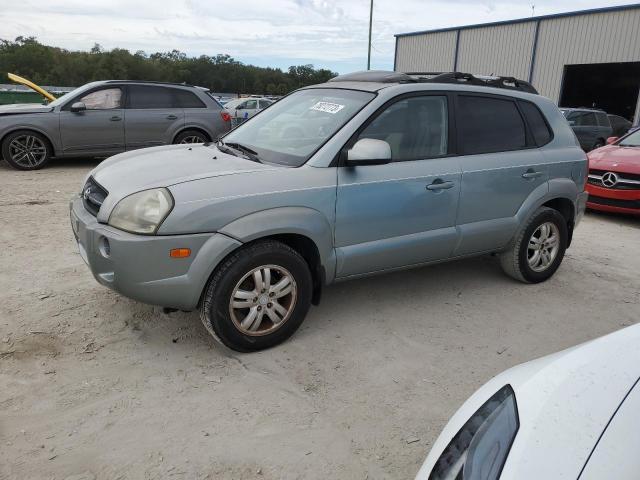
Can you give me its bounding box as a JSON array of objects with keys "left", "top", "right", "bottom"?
[{"left": 170, "top": 248, "right": 191, "bottom": 258}]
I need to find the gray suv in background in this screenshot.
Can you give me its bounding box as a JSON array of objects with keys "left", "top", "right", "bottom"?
[
  {"left": 561, "top": 107, "right": 613, "bottom": 151},
  {"left": 0, "top": 80, "right": 231, "bottom": 170}
]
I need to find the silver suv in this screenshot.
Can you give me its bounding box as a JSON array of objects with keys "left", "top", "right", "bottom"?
[
  {"left": 1, "top": 80, "right": 231, "bottom": 170},
  {"left": 70, "top": 71, "right": 589, "bottom": 352}
]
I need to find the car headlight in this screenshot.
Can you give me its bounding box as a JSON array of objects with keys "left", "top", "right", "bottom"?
[
  {"left": 108, "top": 188, "right": 173, "bottom": 235},
  {"left": 429, "top": 385, "right": 519, "bottom": 480}
]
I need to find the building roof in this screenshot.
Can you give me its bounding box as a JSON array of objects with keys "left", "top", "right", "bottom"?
[{"left": 394, "top": 3, "right": 640, "bottom": 38}]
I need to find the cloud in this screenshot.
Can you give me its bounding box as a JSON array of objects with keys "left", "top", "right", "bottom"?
[{"left": 0, "top": 0, "right": 633, "bottom": 72}]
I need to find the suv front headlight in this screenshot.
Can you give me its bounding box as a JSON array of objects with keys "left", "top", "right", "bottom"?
[
  {"left": 429, "top": 385, "right": 519, "bottom": 480},
  {"left": 108, "top": 188, "right": 173, "bottom": 235}
]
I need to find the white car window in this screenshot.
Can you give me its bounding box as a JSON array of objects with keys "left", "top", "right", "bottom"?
[{"left": 80, "top": 88, "right": 122, "bottom": 110}]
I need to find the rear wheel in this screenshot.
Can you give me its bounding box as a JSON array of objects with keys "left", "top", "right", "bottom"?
[
  {"left": 500, "top": 207, "right": 568, "bottom": 283},
  {"left": 200, "top": 240, "right": 312, "bottom": 352},
  {"left": 174, "top": 130, "right": 210, "bottom": 144},
  {"left": 2, "top": 130, "right": 52, "bottom": 170}
]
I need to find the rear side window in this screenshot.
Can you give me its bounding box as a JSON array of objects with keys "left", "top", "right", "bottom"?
[
  {"left": 127, "top": 85, "right": 174, "bottom": 109},
  {"left": 457, "top": 95, "right": 526, "bottom": 155},
  {"left": 566, "top": 111, "right": 597, "bottom": 126},
  {"left": 519, "top": 100, "right": 552, "bottom": 146},
  {"left": 259, "top": 100, "right": 272, "bottom": 109},
  {"left": 174, "top": 89, "right": 206, "bottom": 108},
  {"left": 596, "top": 112, "right": 609, "bottom": 127}
]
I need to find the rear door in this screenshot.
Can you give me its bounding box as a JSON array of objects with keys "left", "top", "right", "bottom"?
[
  {"left": 124, "top": 85, "right": 185, "bottom": 150},
  {"left": 453, "top": 94, "right": 549, "bottom": 255},
  {"left": 59, "top": 86, "right": 125, "bottom": 156}
]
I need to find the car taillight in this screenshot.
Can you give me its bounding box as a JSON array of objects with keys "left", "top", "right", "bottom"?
[{"left": 220, "top": 111, "right": 231, "bottom": 122}]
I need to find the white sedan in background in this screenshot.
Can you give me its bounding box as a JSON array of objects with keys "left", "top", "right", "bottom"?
[{"left": 416, "top": 323, "right": 640, "bottom": 480}]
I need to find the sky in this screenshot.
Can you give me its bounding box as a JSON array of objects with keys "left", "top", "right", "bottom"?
[{"left": 0, "top": 0, "right": 636, "bottom": 73}]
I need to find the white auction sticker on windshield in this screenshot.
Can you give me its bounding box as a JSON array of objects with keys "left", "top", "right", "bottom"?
[{"left": 310, "top": 101, "right": 345, "bottom": 114}]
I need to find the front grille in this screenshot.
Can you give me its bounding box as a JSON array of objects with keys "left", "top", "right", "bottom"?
[
  {"left": 81, "top": 177, "right": 108, "bottom": 216},
  {"left": 588, "top": 195, "right": 640, "bottom": 209},
  {"left": 588, "top": 169, "right": 640, "bottom": 190}
]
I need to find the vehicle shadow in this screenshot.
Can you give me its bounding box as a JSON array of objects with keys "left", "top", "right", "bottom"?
[
  {"left": 0, "top": 156, "right": 103, "bottom": 172},
  {"left": 585, "top": 209, "right": 640, "bottom": 228}
]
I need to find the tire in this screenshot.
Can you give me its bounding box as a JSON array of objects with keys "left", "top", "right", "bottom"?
[
  {"left": 200, "top": 240, "right": 313, "bottom": 352},
  {"left": 499, "top": 207, "right": 568, "bottom": 284},
  {"left": 174, "top": 129, "right": 210, "bottom": 144},
  {"left": 1, "top": 130, "right": 52, "bottom": 170}
]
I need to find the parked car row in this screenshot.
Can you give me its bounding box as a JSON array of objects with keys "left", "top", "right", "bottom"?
[{"left": 561, "top": 107, "right": 635, "bottom": 152}]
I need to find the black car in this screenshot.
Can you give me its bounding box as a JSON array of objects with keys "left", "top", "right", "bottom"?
[
  {"left": 607, "top": 114, "right": 633, "bottom": 137},
  {"left": 560, "top": 107, "right": 613, "bottom": 151}
]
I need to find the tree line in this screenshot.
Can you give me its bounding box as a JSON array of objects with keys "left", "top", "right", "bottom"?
[{"left": 0, "top": 37, "right": 338, "bottom": 95}]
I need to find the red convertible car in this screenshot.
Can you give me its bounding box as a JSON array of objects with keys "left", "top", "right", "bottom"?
[{"left": 586, "top": 129, "right": 640, "bottom": 215}]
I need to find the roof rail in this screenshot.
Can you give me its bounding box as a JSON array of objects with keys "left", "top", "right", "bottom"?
[
  {"left": 408, "top": 72, "right": 539, "bottom": 94},
  {"left": 104, "top": 80, "right": 196, "bottom": 88},
  {"left": 329, "top": 70, "right": 416, "bottom": 83}
]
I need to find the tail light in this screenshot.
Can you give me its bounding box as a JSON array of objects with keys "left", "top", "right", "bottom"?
[{"left": 220, "top": 111, "right": 231, "bottom": 123}]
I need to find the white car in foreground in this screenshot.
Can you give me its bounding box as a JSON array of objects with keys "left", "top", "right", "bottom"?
[{"left": 416, "top": 324, "right": 640, "bottom": 480}]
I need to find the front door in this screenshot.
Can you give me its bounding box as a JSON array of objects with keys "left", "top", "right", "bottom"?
[
  {"left": 59, "top": 87, "right": 125, "bottom": 156},
  {"left": 335, "top": 94, "right": 461, "bottom": 278},
  {"left": 124, "top": 85, "right": 185, "bottom": 150}
]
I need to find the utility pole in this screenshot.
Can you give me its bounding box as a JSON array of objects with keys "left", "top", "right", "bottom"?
[{"left": 367, "top": 0, "right": 373, "bottom": 70}]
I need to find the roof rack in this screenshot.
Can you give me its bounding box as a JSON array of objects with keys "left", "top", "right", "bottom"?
[
  {"left": 408, "top": 72, "right": 539, "bottom": 94},
  {"left": 329, "top": 70, "right": 415, "bottom": 83},
  {"left": 104, "top": 80, "right": 197, "bottom": 88}
]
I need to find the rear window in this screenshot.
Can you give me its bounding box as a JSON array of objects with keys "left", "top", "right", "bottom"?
[
  {"left": 128, "top": 85, "right": 173, "bottom": 109},
  {"left": 457, "top": 95, "right": 526, "bottom": 155},
  {"left": 174, "top": 89, "right": 206, "bottom": 108},
  {"left": 519, "top": 100, "right": 552, "bottom": 146}
]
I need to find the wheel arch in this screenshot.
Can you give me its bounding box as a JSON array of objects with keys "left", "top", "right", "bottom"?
[
  {"left": 172, "top": 126, "right": 212, "bottom": 144},
  {"left": 541, "top": 197, "right": 575, "bottom": 246},
  {"left": 1, "top": 127, "right": 57, "bottom": 157}
]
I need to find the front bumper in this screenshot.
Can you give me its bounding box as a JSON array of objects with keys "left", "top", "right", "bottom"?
[
  {"left": 586, "top": 184, "right": 640, "bottom": 215},
  {"left": 70, "top": 196, "right": 242, "bottom": 310}
]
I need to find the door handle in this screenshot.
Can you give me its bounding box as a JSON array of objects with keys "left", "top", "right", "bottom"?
[
  {"left": 166, "top": 114, "right": 178, "bottom": 120},
  {"left": 522, "top": 170, "right": 543, "bottom": 179},
  {"left": 426, "top": 180, "right": 455, "bottom": 191},
  {"left": 110, "top": 116, "right": 122, "bottom": 122}
]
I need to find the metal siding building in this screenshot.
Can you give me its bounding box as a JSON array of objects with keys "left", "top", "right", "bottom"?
[{"left": 394, "top": 4, "right": 640, "bottom": 122}]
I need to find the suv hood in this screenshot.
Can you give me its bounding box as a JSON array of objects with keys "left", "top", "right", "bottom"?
[
  {"left": 90, "top": 144, "right": 279, "bottom": 217},
  {"left": 0, "top": 103, "right": 53, "bottom": 115}
]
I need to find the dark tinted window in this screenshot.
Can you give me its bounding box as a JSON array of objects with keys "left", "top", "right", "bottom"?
[
  {"left": 566, "top": 111, "right": 597, "bottom": 126},
  {"left": 358, "top": 95, "right": 448, "bottom": 161},
  {"left": 259, "top": 100, "right": 272, "bottom": 109},
  {"left": 128, "top": 85, "right": 174, "bottom": 109},
  {"left": 596, "top": 112, "right": 610, "bottom": 127},
  {"left": 457, "top": 95, "right": 526, "bottom": 155},
  {"left": 174, "top": 89, "right": 206, "bottom": 108},
  {"left": 519, "top": 100, "right": 552, "bottom": 146}
]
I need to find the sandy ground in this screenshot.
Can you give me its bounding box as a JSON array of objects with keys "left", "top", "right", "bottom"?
[{"left": 0, "top": 157, "right": 639, "bottom": 480}]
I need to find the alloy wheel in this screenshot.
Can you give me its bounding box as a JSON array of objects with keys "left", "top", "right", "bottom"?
[
  {"left": 180, "top": 135, "right": 205, "bottom": 144},
  {"left": 229, "top": 265, "right": 297, "bottom": 336},
  {"left": 8, "top": 135, "right": 47, "bottom": 168},
  {"left": 527, "top": 222, "right": 560, "bottom": 272}
]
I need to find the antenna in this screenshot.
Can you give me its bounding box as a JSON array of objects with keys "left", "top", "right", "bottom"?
[
  {"left": 531, "top": 4, "right": 535, "bottom": 17},
  {"left": 367, "top": 0, "right": 374, "bottom": 70}
]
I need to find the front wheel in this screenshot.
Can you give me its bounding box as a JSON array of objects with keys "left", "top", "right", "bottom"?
[
  {"left": 2, "top": 130, "right": 52, "bottom": 170},
  {"left": 200, "top": 240, "right": 312, "bottom": 352},
  {"left": 500, "top": 207, "right": 568, "bottom": 283}
]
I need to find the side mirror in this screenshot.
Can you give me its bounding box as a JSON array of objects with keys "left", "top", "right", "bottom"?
[
  {"left": 70, "top": 102, "right": 86, "bottom": 113},
  {"left": 606, "top": 136, "right": 619, "bottom": 145},
  {"left": 345, "top": 138, "right": 392, "bottom": 167}
]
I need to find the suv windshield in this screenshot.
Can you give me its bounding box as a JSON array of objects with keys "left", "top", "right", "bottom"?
[
  {"left": 619, "top": 129, "right": 640, "bottom": 147},
  {"left": 221, "top": 88, "right": 375, "bottom": 166}
]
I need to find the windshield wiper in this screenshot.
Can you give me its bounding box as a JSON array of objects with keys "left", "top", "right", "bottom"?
[
  {"left": 224, "top": 142, "right": 262, "bottom": 163},
  {"left": 216, "top": 140, "right": 261, "bottom": 163}
]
